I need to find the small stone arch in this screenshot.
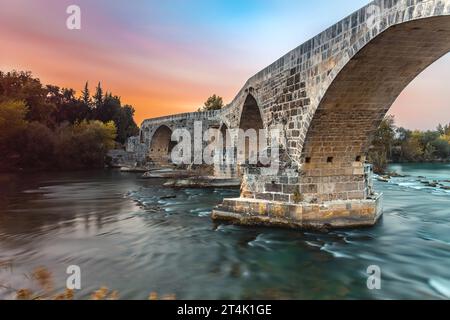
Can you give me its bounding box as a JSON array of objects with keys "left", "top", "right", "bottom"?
[
  {"left": 238, "top": 94, "right": 265, "bottom": 163},
  {"left": 219, "top": 123, "right": 232, "bottom": 152},
  {"left": 149, "top": 125, "right": 176, "bottom": 165}
]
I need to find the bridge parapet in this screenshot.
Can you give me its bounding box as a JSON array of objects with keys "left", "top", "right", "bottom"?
[{"left": 141, "top": 109, "right": 221, "bottom": 128}]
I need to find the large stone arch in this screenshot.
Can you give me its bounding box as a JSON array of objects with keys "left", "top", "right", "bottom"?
[
  {"left": 300, "top": 16, "right": 450, "bottom": 201},
  {"left": 148, "top": 125, "right": 176, "bottom": 165}
]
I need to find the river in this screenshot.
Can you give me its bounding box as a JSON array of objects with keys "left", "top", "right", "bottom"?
[{"left": 0, "top": 163, "right": 449, "bottom": 299}]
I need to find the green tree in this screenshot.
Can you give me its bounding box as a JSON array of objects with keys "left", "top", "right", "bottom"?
[
  {"left": 81, "top": 81, "right": 91, "bottom": 106},
  {"left": 401, "top": 131, "right": 425, "bottom": 161},
  {"left": 18, "top": 122, "right": 56, "bottom": 169},
  {"left": 0, "top": 100, "right": 27, "bottom": 139},
  {"left": 92, "top": 92, "right": 139, "bottom": 144},
  {"left": 368, "top": 115, "right": 396, "bottom": 173},
  {"left": 441, "top": 134, "right": 450, "bottom": 144},
  {"left": 95, "top": 93, "right": 120, "bottom": 123},
  {"left": 114, "top": 105, "right": 140, "bottom": 144},
  {"left": 0, "top": 71, "right": 55, "bottom": 127},
  {"left": 0, "top": 100, "right": 28, "bottom": 168},
  {"left": 199, "top": 94, "right": 224, "bottom": 112},
  {"left": 46, "top": 85, "right": 91, "bottom": 125},
  {"left": 55, "top": 120, "right": 116, "bottom": 169},
  {"left": 93, "top": 82, "right": 104, "bottom": 109}
]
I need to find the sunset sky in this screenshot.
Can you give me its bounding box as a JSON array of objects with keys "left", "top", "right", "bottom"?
[{"left": 1, "top": 0, "right": 449, "bottom": 129}]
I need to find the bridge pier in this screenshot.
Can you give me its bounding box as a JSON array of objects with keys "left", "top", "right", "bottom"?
[
  {"left": 212, "top": 195, "right": 382, "bottom": 230},
  {"left": 212, "top": 163, "right": 383, "bottom": 230}
]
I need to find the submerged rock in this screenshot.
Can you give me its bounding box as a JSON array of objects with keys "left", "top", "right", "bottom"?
[
  {"left": 377, "top": 176, "right": 390, "bottom": 182},
  {"left": 160, "top": 195, "right": 177, "bottom": 199},
  {"left": 389, "top": 172, "right": 407, "bottom": 178},
  {"left": 141, "top": 169, "right": 194, "bottom": 179},
  {"left": 429, "top": 182, "right": 439, "bottom": 188},
  {"left": 420, "top": 181, "right": 439, "bottom": 188},
  {"left": 164, "top": 176, "right": 240, "bottom": 188},
  {"left": 417, "top": 180, "right": 446, "bottom": 188},
  {"left": 120, "top": 166, "right": 148, "bottom": 173}
]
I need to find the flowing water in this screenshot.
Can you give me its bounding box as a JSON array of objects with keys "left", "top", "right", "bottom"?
[{"left": 0, "top": 163, "right": 449, "bottom": 300}]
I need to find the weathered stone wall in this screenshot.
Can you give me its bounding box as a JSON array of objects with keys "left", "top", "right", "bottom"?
[
  {"left": 133, "top": 110, "right": 223, "bottom": 166},
  {"left": 212, "top": 194, "right": 383, "bottom": 229}
]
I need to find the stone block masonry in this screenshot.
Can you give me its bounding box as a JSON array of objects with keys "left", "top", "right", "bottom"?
[{"left": 212, "top": 194, "right": 383, "bottom": 229}]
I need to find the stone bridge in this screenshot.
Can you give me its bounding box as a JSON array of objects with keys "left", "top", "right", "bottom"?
[{"left": 126, "top": 0, "right": 450, "bottom": 229}]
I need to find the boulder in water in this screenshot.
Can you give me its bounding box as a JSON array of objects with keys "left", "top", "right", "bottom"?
[{"left": 164, "top": 176, "right": 240, "bottom": 188}]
